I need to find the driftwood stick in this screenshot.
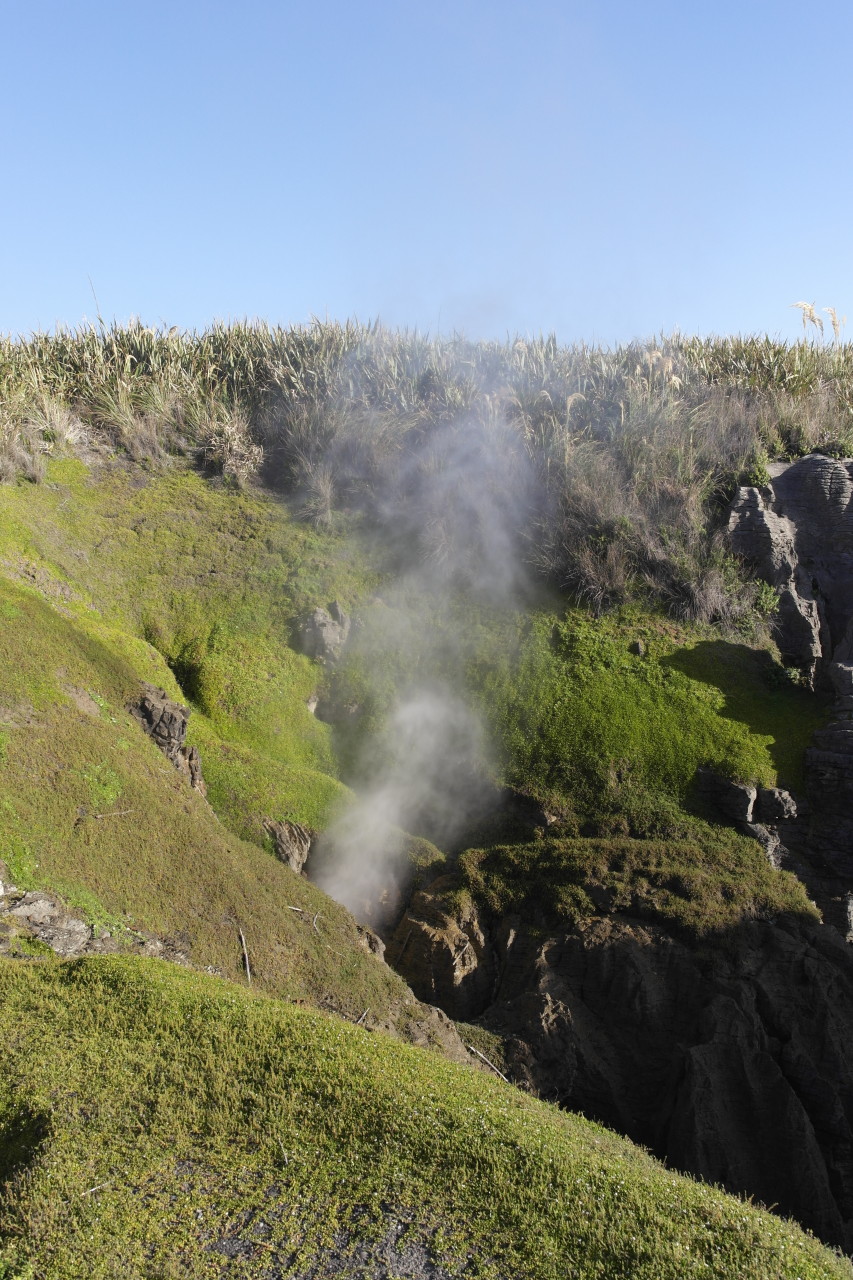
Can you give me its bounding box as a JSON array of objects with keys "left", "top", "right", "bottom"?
[
  {"left": 286, "top": 906, "right": 305, "bottom": 913},
  {"left": 311, "top": 911, "right": 321, "bottom": 936},
  {"left": 238, "top": 926, "right": 252, "bottom": 985},
  {"left": 92, "top": 809, "right": 137, "bottom": 820},
  {"left": 466, "top": 1044, "right": 510, "bottom": 1084},
  {"left": 395, "top": 928, "right": 413, "bottom": 964},
  {"left": 355, "top": 1008, "right": 369, "bottom": 1026}
]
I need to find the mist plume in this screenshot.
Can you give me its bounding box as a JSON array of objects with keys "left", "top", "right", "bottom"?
[{"left": 308, "top": 402, "right": 539, "bottom": 929}]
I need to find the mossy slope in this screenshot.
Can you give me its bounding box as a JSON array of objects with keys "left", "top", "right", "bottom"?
[
  {"left": 0, "top": 485, "right": 422, "bottom": 1020},
  {"left": 0, "top": 955, "right": 848, "bottom": 1280}
]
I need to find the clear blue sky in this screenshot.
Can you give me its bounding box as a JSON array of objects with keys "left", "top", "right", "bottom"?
[{"left": 2, "top": 0, "right": 851, "bottom": 344}]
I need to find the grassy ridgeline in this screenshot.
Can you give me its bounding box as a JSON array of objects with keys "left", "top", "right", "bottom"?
[
  {"left": 0, "top": 955, "right": 849, "bottom": 1280},
  {"left": 4, "top": 320, "right": 853, "bottom": 622}
]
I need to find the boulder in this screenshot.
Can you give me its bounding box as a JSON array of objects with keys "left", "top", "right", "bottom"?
[
  {"left": 356, "top": 922, "right": 386, "bottom": 960},
  {"left": 297, "top": 602, "right": 350, "bottom": 663},
  {"left": 755, "top": 787, "right": 798, "bottom": 823},
  {"left": 128, "top": 683, "right": 207, "bottom": 795},
  {"left": 262, "top": 818, "right": 313, "bottom": 874},
  {"left": 696, "top": 766, "right": 756, "bottom": 823}
]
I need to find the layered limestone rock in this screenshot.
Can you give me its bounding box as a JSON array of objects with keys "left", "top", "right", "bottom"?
[
  {"left": 805, "top": 656, "right": 853, "bottom": 878},
  {"left": 263, "top": 818, "right": 314, "bottom": 874},
  {"left": 728, "top": 454, "right": 853, "bottom": 683},
  {"left": 128, "top": 683, "right": 207, "bottom": 795},
  {"left": 391, "top": 877, "right": 496, "bottom": 1020},
  {"left": 392, "top": 879, "right": 853, "bottom": 1252},
  {"left": 728, "top": 455, "right": 853, "bottom": 877}
]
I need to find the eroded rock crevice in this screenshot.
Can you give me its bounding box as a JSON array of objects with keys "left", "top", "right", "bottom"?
[{"left": 390, "top": 875, "right": 853, "bottom": 1252}]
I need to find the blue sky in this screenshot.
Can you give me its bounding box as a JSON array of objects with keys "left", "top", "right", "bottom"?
[{"left": 2, "top": 0, "right": 851, "bottom": 343}]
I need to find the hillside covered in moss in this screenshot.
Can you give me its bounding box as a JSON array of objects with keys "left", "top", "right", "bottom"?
[{"left": 2, "top": 322, "right": 853, "bottom": 1276}]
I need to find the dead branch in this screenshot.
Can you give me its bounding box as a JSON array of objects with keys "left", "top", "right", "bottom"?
[
  {"left": 238, "top": 926, "right": 252, "bottom": 985},
  {"left": 466, "top": 1044, "right": 510, "bottom": 1084}
]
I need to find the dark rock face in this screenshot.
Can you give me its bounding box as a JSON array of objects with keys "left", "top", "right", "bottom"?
[
  {"left": 755, "top": 786, "right": 798, "bottom": 823},
  {"left": 728, "top": 455, "right": 853, "bottom": 683},
  {"left": 728, "top": 458, "right": 853, "bottom": 876},
  {"left": 263, "top": 818, "right": 313, "bottom": 874},
  {"left": 128, "top": 683, "right": 207, "bottom": 796},
  {"left": 297, "top": 602, "right": 351, "bottom": 664},
  {"left": 696, "top": 766, "right": 757, "bottom": 823},
  {"left": 392, "top": 882, "right": 853, "bottom": 1252},
  {"left": 806, "top": 686, "right": 853, "bottom": 878},
  {"left": 391, "top": 878, "right": 496, "bottom": 1022}
]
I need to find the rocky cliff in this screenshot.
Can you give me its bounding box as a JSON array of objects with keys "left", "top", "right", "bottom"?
[
  {"left": 379, "top": 459, "right": 853, "bottom": 1253},
  {"left": 730, "top": 455, "right": 853, "bottom": 879},
  {"left": 391, "top": 880, "right": 853, "bottom": 1252},
  {"left": 728, "top": 454, "right": 853, "bottom": 684}
]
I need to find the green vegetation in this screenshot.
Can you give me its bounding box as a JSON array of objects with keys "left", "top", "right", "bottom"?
[
  {"left": 3, "top": 319, "right": 853, "bottom": 621},
  {"left": 0, "top": 956, "right": 847, "bottom": 1280},
  {"left": 458, "top": 832, "right": 819, "bottom": 942},
  {"left": 0, "top": 546, "right": 422, "bottom": 1021},
  {"left": 483, "top": 606, "right": 825, "bottom": 814},
  {"left": 329, "top": 596, "right": 825, "bottom": 829},
  {"left": 0, "top": 322, "right": 845, "bottom": 1271}
]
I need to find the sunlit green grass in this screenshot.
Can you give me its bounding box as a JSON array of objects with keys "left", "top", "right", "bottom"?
[{"left": 0, "top": 956, "right": 847, "bottom": 1280}]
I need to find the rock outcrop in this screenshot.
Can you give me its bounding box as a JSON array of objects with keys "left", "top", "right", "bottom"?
[
  {"left": 727, "top": 457, "right": 853, "bottom": 878},
  {"left": 128, "top": 683, "right": 207, "bottom": 795},
  {"left": 728, "top": 454, "right": 853, "bottom": 684},
  {"left": 297, "top": 602, "right": 351, "bottom": 664},
  {"left": 391, "top": 879, "right": 853, "bottom": 1252},
  {"left": 805, "top": 664, "right": 853, "bottom": 878},
  {"left": 391, "top": 876, "right": 496, "bottom": 1021},
  {"left": 0, "top": 874, "right": 191, "bottom": 965},
  {"left": 263, "top": 818, "right": 314, "bottom": 874}
]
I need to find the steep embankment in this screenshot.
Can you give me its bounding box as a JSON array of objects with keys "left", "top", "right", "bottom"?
[
  {"left": 0, "top": 453, "right": 455, "bottom": 1045},
  {"left": 392, "top": 839, "right": 853, "bottom": 1251},
  {"left": 2, "top": 443, "right": 851, "bottom": 1270},
  {"left": 385, "top": 456, "right": 853, "bottom": 1254},
  {"left": 0, "top": 955, "right": 849, "bottom": 1280}
]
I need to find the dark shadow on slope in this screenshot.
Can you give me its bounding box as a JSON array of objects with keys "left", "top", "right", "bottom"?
[
  {"left": 661, "top": 640, "right": 829, "bottom": 787},
  {"left": 0, "top": 1102, "right": 51, "bottom": 1188}
]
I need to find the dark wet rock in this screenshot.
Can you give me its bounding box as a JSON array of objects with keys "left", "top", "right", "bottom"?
[
  {"left": 755, "top": 787, "right": 798, "bottom": 822},
  {"left": 696, "top": 766, "right": 756, "bottom": 823},
  {"left": 313, "top": 694, "right": 362, "bottom": 725},
  {"left": 297, "top": 602, "right": 351, "bottom": 664},
  {"left": 263, "top": 818, "right": 314, "bottom": 874},
  {"left": 390, "top": 877, "right": 853, "bottom": 1253},
  {"left": 128, "top": 682, "right": 207, "bottom": 795},
  {"left": 805, "top": 686, "right": 853, "bottom": 879}
]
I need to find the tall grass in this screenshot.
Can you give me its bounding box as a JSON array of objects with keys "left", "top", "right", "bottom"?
[{"left": 3, "top": 319, "right": 853, "bottom": 621}]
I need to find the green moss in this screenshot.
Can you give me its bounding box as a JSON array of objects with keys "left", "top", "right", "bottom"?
[
  {"left": 458, "top": 831, "right": 820, "bottom": 940},
  {"left": 0, "top": 956, "right": 846, "bottom": 1280},
  {"left": 475, "top": 607, "right": 826, "bottom": 821}
]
